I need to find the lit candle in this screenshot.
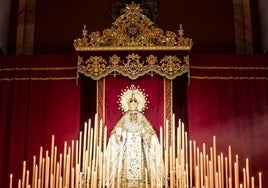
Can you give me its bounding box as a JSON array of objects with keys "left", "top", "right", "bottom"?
[
  {"left": 50, "top": 135, "right": 55, "bottom": 181},
  {"left": 258, "top": 172, "right": 262, "bottom": 188},
  {"left": 225, "top": 157, "right": 228, "bottom": 188},
  {"left": 234, "top": 162, "right": 238, "bottom": 188},
  {"left": 26, "top": 170, "right": 29, "bottom": 188},
  {"left": 9, "top": 174, "right": 12, "bottom": 188},
  {"left": 246, "top": 158, "right": 250, "bottom": 188},
  {"left": 189, "top": 140, "right": 192, "bottom": 188},
  {"left": 213, "top": 136, "right": 216, "bottom": 182},
  {"left": 243, "top": 168, "right": 246, "bottom": 188},
  {"left": 18, "top": 179, "right": 21, "bottom": 188},
  {"left": 34, "top": 165, "right": 38, "bottom": 188},
  {"left": 228, "top": 146, "right": 232, "bottom": 180},
  {"left": 251, "top": 177, "right": 255, "bottom": 188},
  {"left": 83, "top": 122, "right": 88, "bottom": 170},
  {"left": 32, "top": 156, "right": 36, "bottom": 186},
  {"left": 22, "top": 161, "right": 26, "bottom": 188},
  {"left": 38, "top": 147, "right": 43, "bottom": 177}
]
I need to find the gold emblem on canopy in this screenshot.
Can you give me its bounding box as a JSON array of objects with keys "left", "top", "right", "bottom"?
[{"left": 74, "top": 2, "right": 193, "bottom": 80}]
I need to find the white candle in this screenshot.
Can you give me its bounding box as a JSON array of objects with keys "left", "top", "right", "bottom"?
[{"left": 9, "top": 174, "right": 12, "bottom": 188}]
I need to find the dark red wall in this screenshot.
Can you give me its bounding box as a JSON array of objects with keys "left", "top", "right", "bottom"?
[{"left": 32, "top": 0, "right": 237, "bottom": 54}]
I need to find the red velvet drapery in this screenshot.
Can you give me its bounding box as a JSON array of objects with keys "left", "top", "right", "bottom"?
[
  {"left": 0, "top": 55, "right": 81, "bottom": 188},
  {"left": 99, "top": 75, "right": 166, "bottom": 134},
  {"left": 188, "top": 54, "right": 268, "bottom": 188},
  {"left": 1, "top": 54, "right": 267, "bottom": 188}
]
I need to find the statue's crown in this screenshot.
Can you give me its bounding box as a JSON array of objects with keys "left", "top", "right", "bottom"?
[
  {"left": 118, "top": 84, "right": 148, "bottom": 113},
  {"left": 128, "top": 94, "right": 139, "bottom": 111}
]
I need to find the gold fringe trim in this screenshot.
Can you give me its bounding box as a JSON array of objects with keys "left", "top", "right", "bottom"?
[
  {"left": 190, "top": 76, "right": 268, "bottom": 80},
  {"left": 0, "top": 67, "right": 77, "bottom": 71},
  {"left": 0, "top": 77, "right": 77, "bottom": 81},
  {"left": 190, "top": 66, "right": 268, "bottom": 70}
]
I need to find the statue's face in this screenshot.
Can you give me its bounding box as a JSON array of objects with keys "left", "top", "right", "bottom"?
[{"left": 130, "top": 112, "right": 138, "bottom": 123}]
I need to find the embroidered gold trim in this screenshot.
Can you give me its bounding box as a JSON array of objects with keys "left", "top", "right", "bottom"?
[
  {"left": 190, "top": 76, "right": 268, "bottom": 80},
  {"left": 190, "top": 66, "right": 268, "bottom": 70},
  {"left": 77, "top": 54, "right": 189, "bottom": 80},
  {"left": 0, "top": 67, "right": 77, "bottom": 71},
  {"left": 0, "top": 77, "right": 77, "bottom": 81}
]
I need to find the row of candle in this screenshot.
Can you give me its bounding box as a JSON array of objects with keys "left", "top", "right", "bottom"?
[{"left": 9, "top": 114, "right": 262, "bottom": 187}]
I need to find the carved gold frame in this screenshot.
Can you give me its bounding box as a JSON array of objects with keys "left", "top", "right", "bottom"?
[{"left": 74, "top": 2, "right": 193, "bottom": 80}]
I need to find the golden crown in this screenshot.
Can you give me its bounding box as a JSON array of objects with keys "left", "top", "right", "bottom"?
[{"left": 118, "top": 84, "right": 148, "bottom": 113}]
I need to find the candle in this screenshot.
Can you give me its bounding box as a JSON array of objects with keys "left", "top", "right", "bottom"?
[
  {"left": 34, "top": 165, "right": 38, "bottom": 188},
  {"left": 243, "top": 168, "right": 246, "bottom": 188},
  {"left": 258, "top": 172, "right": 262, "bottom": 188},
  {"left": 39, "top": 147, "right": 43, "bottom": 180},
  {"left": 71, "top": 141, "right": 74, "bottom": 170},
  {"left": 56, "top": 163, "right": 59, "bottom": 188},
  {"left": 234, "top": 162, "right": 238, "bottom": 188},
  {"left": 41, "top": 158, "right": 45, "bottom": 188},
  {"left": 213, "top": 136, "right": 216, "bottom": 182},
  {"left": 228, "top": 146, "right": 232, "bottom": 182},
  {"left": 246, "top": 158, "right": 250, "bottom": 188},
  {"left": 54, "top": 146, "right": 57, "bottom": 178},
  {"left": 83, "top": 122, "right": 87, "bottom": 170},
  {"left": 26, "top": 170, "right": 29, "bottom": 188},
  {"left": 50, "top": 135, "right": 55, "bottom": 180},
  {"left": 251, "top": 177, "right": 255, "bottom": 188},
  {"left": 32, "top": 156, "right": 36, "bottom": 186},
  {"left": 189, "top": 140, "right": 192, "bottom": 188},
  {"left": 229, "top": 177, "right": 232, "bottom": 188},
  {"left": 9, "top": 174, "right": 12, "bottom": 188},
  {"left": 18, "top": 179, "right": 21, "bottom": 188},
  {"left": 79, "top": 131, "right": 82, "bottom": 166},
  {"left": 225, "top": 157, "right": 228, "bottom": 188},
  {"left": 71, "top": 168, "right": 74, "bottom": 188},
  {"left": 45, "top": 156, "right": 50, "bottom": 188},
  {"left": 22, "top": 161, "right": 26, "bottom": 188}
]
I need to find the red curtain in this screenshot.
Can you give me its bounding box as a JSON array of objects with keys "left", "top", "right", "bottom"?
[
  {"left": 102, "top": 75, "right": 165, "bottom": 134},
  {"left": 0, "top": 55, "right": 81, "bottom": 188},
  {"left": 188, "top": 54, "right": 268, "bottom": 187},
  {"left": 1, "top": 54, "right": 268, "bottom": 188}
]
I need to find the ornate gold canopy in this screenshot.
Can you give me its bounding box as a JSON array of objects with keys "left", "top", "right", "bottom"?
[{"left": 74, "top": 2, "right": 193, "bottom": 80}]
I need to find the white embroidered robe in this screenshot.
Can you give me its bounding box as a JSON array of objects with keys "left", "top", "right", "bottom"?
[{"left": 105, "top": 111, "right": 164, "bottom": 188}]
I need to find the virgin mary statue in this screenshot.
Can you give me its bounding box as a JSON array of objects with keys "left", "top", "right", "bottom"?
[{"left": 105, "top": 85, "right": 164, "bottom": 187}]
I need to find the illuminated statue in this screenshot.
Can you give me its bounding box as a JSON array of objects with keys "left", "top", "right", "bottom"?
[{"left": 105, "top": 85, "right": 164, "bottom": 187}]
